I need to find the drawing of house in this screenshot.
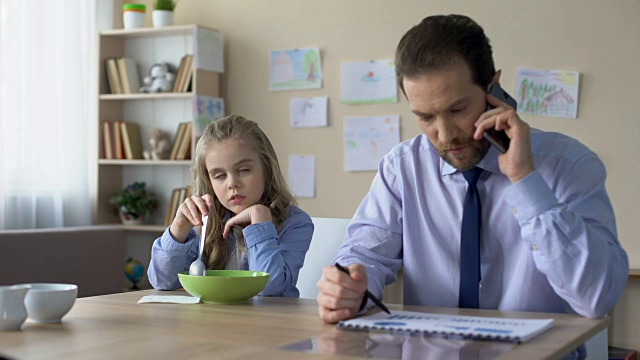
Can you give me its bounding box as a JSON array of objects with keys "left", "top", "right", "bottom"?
[
  {"left": 542, "top": 88, "right": 575, "bottom": 116},
  {"left": 272, "top": 52, "right": 294, "bottom": 83}
]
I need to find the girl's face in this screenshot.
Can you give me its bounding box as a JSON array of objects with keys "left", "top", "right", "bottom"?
[{"left": 205, "top": 138, "right": 266, "bottom": 214}]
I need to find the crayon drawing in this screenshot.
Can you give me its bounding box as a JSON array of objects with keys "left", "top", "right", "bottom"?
[
  {"left": 290, "top": 96, "right": 328, "bottom": 128},
  {"left": 344, "top": 115, "right": 400, "bottom": 171},
  {"left": 514, "top": 68, "right": 579, "bottom": 119},
  {"left": 341, "top": 59, "right": 397, "bottom": 105},
  {"left": 193, "top": 96, "right": 224, "bottom": 137},
  {"left": 269, "top": 47, "right": 322, "bottom": 91}
]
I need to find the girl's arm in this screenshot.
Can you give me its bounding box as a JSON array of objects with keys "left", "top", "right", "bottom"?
[
  {"left": 147, "top": 227, "right": 199, "bottom": 290},
  {"left": 244, "top": 206, "right": 314, "bottom": 297}
]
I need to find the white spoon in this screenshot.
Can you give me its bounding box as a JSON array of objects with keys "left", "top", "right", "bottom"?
[{"left": 188, "top": 214, "right": 208, "bottom": 276}]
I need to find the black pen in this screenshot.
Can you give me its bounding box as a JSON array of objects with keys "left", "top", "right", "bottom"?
[{"left": 334, "top": 262, "right": 391, "bottom": 315}]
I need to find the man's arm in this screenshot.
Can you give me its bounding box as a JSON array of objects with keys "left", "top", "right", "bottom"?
[{"left": 505, "top": 153, "right": 628, "bottom": 318}]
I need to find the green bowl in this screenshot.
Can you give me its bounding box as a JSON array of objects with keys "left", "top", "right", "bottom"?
[{"left": 178, "top": 270, "right": 269, "bottom": 304}]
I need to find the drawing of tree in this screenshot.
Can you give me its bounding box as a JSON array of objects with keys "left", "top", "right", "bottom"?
[{"left": 303, "top": 50, "right": 319, "bottom": 82}]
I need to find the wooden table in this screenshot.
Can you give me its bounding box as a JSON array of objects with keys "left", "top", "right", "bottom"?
[{"left": 0, "top": 290, "right": 608, "bottom": 360}]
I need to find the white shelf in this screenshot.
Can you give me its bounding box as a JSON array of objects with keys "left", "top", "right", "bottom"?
[
  {"left": 100, "top": 24, "right": 213, "bottom": 38},
  {"left": 100, "top": 92, "right": 193, "bottom": 100},
  {"left": 99, "top": 159, "right": 191, "bottom": 165}
]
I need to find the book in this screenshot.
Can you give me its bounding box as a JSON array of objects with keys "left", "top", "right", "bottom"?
[
  {"left": 120, "top": 121, "right": 143, "bottom": 159},
  {"left": 172, "top": 55, "right": 188, "bottom": 93},
  {"left": 180, "top": 55, "right": 194, "bottom": 93},
  {"left": 106, "top": 58, "right": 123, "bottom": 94},
  {"left": 337, "top": 310, "right": 554, "bottom": 343},
  {"left": 113, "top": 120, "right": 124, "bottom": 159},
  {"left": 169, "top": 123, "right": 187, "bottom": 160},
  {"left": 117, "top": 57, "right": 141, "bottom": 94},
  {"left": 102, "top": 121, "right": 113, "bottom": 159},
  {"left": 176, "top": 122, "right": 192, "bottom": 160},
  {"left": 164, "top": 188, "right": 181, "bottom": 227}
]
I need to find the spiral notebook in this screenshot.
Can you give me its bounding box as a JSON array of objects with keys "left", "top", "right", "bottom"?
[{"left": 337, "top": 310, "right": 554, "bottom": 343}]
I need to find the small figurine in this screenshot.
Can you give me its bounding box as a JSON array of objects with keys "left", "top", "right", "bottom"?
[
  {"left": 139, "top": 63, "right": 175, "bottom": 93},
  {"left": 143, "top": 129, "right": 172, "bottom": 160}
]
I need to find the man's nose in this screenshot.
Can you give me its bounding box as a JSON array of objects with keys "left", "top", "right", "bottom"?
[{"left": 437, "top": 121, "right": 458, "bottom": 144}]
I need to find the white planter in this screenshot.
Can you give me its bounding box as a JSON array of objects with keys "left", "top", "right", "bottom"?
[{"left": 152, "top": 10, "right": 174, "bottom": 28}]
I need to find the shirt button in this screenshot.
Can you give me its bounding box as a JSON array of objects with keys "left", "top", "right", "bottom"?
[
  {"left": 512, "top": 207, "right": 518, "bottom": 214},
  {"left": 479, "top": 284, "right": 483, "bottom": 290},
  {"left": 531, "top": 244, "right": 539, "bottom": 251}
]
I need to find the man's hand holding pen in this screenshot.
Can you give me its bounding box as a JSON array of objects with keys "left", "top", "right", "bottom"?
[{"left": 317, "top": 262, "right": 390, "bottom": 324}]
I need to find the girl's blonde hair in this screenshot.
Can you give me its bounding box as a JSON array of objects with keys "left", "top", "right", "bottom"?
[{"left": 191, "top": 115, "right": 296, "bottom": 270}]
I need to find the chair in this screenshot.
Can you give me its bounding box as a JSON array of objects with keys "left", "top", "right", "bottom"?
[{"left": 297, "top": 217, "right": 351, "bottom": 299}]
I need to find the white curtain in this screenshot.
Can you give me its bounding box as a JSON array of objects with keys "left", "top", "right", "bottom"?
[{"left": 0, "top": 0, "right": 96, "bottom": 229}]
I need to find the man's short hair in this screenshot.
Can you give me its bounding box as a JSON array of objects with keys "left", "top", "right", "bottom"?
[{"left": 395, "top": 14, "right": 496, "bottom": 94}]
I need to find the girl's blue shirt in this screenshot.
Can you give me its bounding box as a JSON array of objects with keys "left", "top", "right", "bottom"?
[{"left": 148, "top": 205, "right": 314, "bottom": 297}]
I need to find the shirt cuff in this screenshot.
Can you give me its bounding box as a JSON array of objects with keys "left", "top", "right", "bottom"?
[
  {"left": 242, "top": 221, "right": 278, "bottom": 247},
  {"left": 160, "top": 226, "right": 197, "bottom": 253},
  {"left": 503, "top": 170, "right": 558, "bottom": 222}
]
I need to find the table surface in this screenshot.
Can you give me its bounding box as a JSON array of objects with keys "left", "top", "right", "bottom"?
[{"left": 0, "top": 290, "right": 609, "bottom": 360}]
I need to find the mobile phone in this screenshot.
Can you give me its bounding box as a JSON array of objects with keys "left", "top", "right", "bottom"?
[{"left": 484, "top": 83, "right": 518, "bottom": 153}]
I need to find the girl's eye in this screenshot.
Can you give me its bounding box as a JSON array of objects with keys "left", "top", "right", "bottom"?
[
  {"left": 213, "top": 174, "right": 226, "bottom": 180},
  {"left": 239, "top": 168, "right": 250, "bottom": 173}
]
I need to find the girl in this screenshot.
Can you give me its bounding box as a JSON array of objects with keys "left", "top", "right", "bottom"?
[{"left": 148, "top": 115, "right": 314, "bottom": 297}]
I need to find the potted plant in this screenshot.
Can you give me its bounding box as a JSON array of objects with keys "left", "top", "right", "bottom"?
[
  {"left": 152, "top": 0, "right": 176, "bottom": 28},
  {"left": 110, "top": 182, "right": 159, "bottom": 225}
]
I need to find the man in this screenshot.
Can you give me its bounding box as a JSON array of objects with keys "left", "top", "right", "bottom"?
[{"left": 317, "top": 14, "right": 628, "bottom": 356}]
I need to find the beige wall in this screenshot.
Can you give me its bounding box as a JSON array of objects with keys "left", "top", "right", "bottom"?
[{"left": 125, "top": 0, "right": 639, "bottom": 349}]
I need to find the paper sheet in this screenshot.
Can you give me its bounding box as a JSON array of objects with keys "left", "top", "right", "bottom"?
[
  {"left": 514, "top": 67, "right": 579, "bottom": 118},
  {"left": 344, "top": 116, "right": 400, "bottom": 171},
  {"left": 290, "top": 97, "right": 328, "bottom": 128},
  {"left": 341, "top": 59, "right": 397, "bottom": 104},
  {"left": 338, "top": 310, "right": 554, "bottom": 343},
  {"left": 288, "top": 155, "right": 316, "bottom": 198},
  {"left": 138, "top": 295, "right": 200, "bottom": 304},
  {"left": 269, "top": 47, "right": 322, "bottom": 91},
  {"left": 194, "top": 96, "right": 225, "bottom": 137},
  {"left": 195, "top": 27, "right": 224, "bottom": 73}
]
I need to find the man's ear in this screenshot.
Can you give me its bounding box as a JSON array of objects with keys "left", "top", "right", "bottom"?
[{"left": 490, "top": 69, "right": 502, "bottom": 87}]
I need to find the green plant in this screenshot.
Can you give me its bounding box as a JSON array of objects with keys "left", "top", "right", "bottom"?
[
  {"left": 110, "top": 182, "right": 159, "bottom": 218},
  {"left": 153, "top": 0, "right": 176, "bottom": 11}
]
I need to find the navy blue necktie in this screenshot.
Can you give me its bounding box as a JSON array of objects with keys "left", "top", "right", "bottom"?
[{"left": 459, "top": 167, "right": 483, "bottom": 309}]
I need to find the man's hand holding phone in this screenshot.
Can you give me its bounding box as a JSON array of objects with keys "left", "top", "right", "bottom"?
[{"left": 474, "top": 85, "right": 535, "bottom": 184}]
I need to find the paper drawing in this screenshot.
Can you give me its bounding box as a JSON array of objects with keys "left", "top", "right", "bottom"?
[
  {"left": 195, "top": 27, "right": 224, "bottom": 73},
  {"left": 193, "top": 96, "right": 224, "bottom": 136},
  {"left": 341, "top": 59, "right": 397, "bottom": 104},
  {"left": 290, "top": 96, "right": 328, "bottom": 128},
  {"left": 269, "top": 47, "right": 322, "bottom": 91},
  {"left": 514, "top": 67, "right": 579, "bottom": 119},
  {"left": 288, "top": 155, "right": 316, "bottom": 198},
  {"left": 344, "top": 115, "right": 400, "bottom": 171}
]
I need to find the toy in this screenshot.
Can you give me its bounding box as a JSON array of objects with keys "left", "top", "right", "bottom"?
[
  {"left": 143, "top": 129, "right": 172, "bottom": 160},
  {"left": 139, "top": 63, "right": 175, "bottom": 93}
]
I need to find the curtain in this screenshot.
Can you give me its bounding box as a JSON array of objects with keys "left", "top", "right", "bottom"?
[{"left": 0, "top": 0, "right": 97, "bottom": 229}]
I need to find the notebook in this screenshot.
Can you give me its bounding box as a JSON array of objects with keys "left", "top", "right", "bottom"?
[{"left": 337, "top": 310, "right": 554, "bottom": 343}]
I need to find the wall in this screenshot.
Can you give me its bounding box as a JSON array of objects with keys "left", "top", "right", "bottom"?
[{"left": 124, "top": 0, "right": 639, "bottom": 350}]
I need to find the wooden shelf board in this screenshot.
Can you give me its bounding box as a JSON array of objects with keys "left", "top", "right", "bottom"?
[{"left": 630, "top": 268, "right": 640, "bottom": 279}]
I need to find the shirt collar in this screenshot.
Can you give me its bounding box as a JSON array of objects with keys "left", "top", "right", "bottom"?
[{"left": 440, "top": 145, "right": 503, "bottom": 176}]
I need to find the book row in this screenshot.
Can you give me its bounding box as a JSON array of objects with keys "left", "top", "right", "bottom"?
[
  {"left": 164, "top": 186, "right": 193, "bottom": 227},
  {"left": 102, "top": 121, "right": 192, "bottom": 160},
  {"left": 104, "top": 54, "right": 194, "bottom": 94}
]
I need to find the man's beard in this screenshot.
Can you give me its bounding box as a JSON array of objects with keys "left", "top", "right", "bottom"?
[{"left": 435, "top": 138, "right": 491, "bottom": 171}]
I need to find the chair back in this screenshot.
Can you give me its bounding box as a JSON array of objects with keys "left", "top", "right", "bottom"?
[{"left": 297, "top": 217, "right": 351, "bottom": 299}]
